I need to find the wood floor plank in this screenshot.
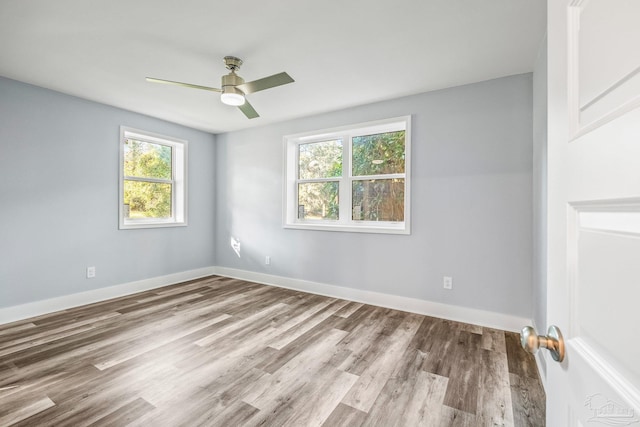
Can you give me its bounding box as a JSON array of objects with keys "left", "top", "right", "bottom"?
[
  {"left": 0, "top": 396, "right": 55, "bottom": 426},
  {"left": 0, "top": 275, "right": 545, "bottom": 426},
  {"left": 0, "top": 323, "right": 98, "bottom": 358},
  {"left": 13, "top": 363, "right": 159, "bottom": 426},
  {"left": 437, "top": 406, "right": 478, "bottom": 427},
  {"left": 322, "top": 403, "right": 368, "bottom": 427},
  {"left": 461, "top": 322, "right": 484, "bottom": 335},
  {"left": 5, "top": 309, "right": 197, "bottom": 369},
  {"left": 332, "top": 304, "right": 380, "bottom": 333},
  {"left": 134, "top": 326, "right": 282, "bottom": 409},
  {"left": 114, "top": 289, "right": 205, "bottom": 315},
  {"left": 242, "top": 328, "right": 349, "bottom": 409},
  {"left": 7, "top": 306, "right": 213, "bottom": 372},
  {"left": 201, "top": 400, "right": 260, "bottom": 426},
  {"left": 9, "top": 363, "right": 102, "bottom": 406},
  {"left": 481, "top": 327, "right": 508, "bottom": 353},
  {"left": 406, "top": 314, "right": 440, "bottom": 350},
  {"left": 341, "top": 314, "right": 423, "bottom": 413},
  {"left": 421, "top": 319, "right": 464, "bottom": 377},
  {"left": 363, "top": 356, "right": 449, "bottom": 427},
  {"left": 258, "top": 315, "right": 344, "bottom": 374},
  {"left": 267, "top": 299, "right": 350, "bottom": 350},
  {"left": 510, "top": 372, "right": 546, "bottom": 427},
  {"left": 505, "top": 331, "right": 539, "bottom": 379},
  {"left": 225, "top": 287, "right": 298, "bottom": 319},
  {"left": 168, "top": 283, "right": 268, "bottom": 317},
  {"left": 334, "top": 301, "right": 365, "bottom": 318},
  {"left": 476, "top": 348, "right": 515, "bottom": 426},
  {"left": 0, "top": 323, "right": 37, "bottom": 339},
  {"left": 92, "top": 313, "right": 231, "bottom": 370},
  {"left": 139, "top": 328, "right": 273, "bottom": 402},
  {"left": 337, "top": 309, "right": 408, "bottom": 376},
  {"left": 200, "top": 368, "right": 270, "bottom": 421},
  {"left": 14, "top": 389, "right": 139, "bottom": 427},
  {"left": 137, "top": 363, "right": 270, "bottom": 425},
  {"left": 86, "top": 397, "right": 155, "bottom": 427},
  {"left": 254, "top": 363, "right": 359, "bottom": 427},
  {"left": 28, "top": 293, "right": 146, "bottom": 327},
  {"left": 441, "top": 330, "right": 482, "bottom": 414},
  {"left": 194, "top": 304, "right": 287, "bottom": 348}
]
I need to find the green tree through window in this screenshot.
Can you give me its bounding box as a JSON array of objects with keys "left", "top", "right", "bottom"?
[
  {"left": 285, "top": 116, "right": 410, "bottom": 234},
  {"left": 123, "top": 140, "right": 172, "bottom": 218},
  {"left": 351, "top": 131, "right": 405, "bottom": 222},
  {"left": 297, "top": 140, "right": 342, "bottom": 220}
]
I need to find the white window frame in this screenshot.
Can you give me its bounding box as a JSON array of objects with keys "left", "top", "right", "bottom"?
[
  {"left": 119, "top": 126, "right": 187, "bottom": 229},
  {"left": 283, "top": 116, "right": 411, "bottom": 234}
]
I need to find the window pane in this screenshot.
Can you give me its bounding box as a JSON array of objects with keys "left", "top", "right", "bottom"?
[
  {"left": 352, "top": 179, "right": 404, "bottom": 222},
  {"left": 124, "top": 139, "right": 172, "bottom": 180},
  {"left": 352, "top": 131, "right": 405, "bottom": 176},
  {"left": 298, "top": 140, "right": 342, "bottom": 180},
  {"left": 124, "top": 180, "right": 172, "bottom": 218},
  {"left": 298, "top": 182, "right": 339, "bottom": 220}
]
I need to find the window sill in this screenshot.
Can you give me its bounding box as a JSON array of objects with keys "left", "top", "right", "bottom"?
[
  {"left": 283, "top": 222, "right": 410, "bottom": 235},
  {"left": 119, "top": 220, "right": 187, "bottom": 230}
]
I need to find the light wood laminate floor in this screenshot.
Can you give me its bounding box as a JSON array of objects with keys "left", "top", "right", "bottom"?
[{"left": 0, "top": 276, "right": 545, "bottom": 426}]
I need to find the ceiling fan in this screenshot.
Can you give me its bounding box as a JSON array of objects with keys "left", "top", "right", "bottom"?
[{"left": 146, "top": 56, "right": 294, "bottom": 119}]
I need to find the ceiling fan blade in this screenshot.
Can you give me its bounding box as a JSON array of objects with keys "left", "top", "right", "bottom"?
[
  {"left": 236, "top": 72, "right": 294, "bottom": 94},
  {"left": 146, "top": 77, "right": 222, "bottom": 92},
  {"left": 238, "top": 100, "right": 259, "bottom": 119}
]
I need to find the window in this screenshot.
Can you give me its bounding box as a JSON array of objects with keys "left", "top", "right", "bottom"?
[
  {"left": 284, "top": 116, "right": 410, "bottom": 234},
  {"left": 119, "top": 127, "right": 187, "bottom": 229}
]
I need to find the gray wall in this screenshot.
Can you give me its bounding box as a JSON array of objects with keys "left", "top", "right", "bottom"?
[
  {"left": 532, "top": 38, "right": 548, "bottom": 332},
  {"left": 1, "top": 73, "right": 535, "bottom": 320},
  {"left": 216, "top": 74, "right": 533, "bottom": 318},
  {"left": 0, "top": 77, "right": 216, "bottom": 308}
]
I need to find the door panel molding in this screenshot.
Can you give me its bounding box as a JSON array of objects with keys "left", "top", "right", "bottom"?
[
  {"left": 568, "top": 0, "right": 640, "bottom": 139},
  {"left": 572, "top": 338, "right": 640, "bottom": 412},
  {"left": 574, "top": 198, "right": 640, "bottom": 236},
  {"left": 568, "top": 198, "right": 640, "bottom": 399}
]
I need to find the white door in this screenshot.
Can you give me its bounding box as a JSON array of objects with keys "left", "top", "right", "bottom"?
[{"left": 546, "top": 0, "right": 640, "bottom": 425}]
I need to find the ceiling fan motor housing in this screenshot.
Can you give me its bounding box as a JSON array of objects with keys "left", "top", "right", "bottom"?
[
  {"left": 220, "top": 71, "right": 246, "bottom": 105},
  {"left": 221, "top": 72, "right": 244, "bottom": 91}
]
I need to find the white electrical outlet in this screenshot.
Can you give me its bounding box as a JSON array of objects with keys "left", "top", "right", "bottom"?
[
  {"left": 265, "top": 256, "right": 271, "bottom": 265},
  {"left": 87, "top": 266, "right": 96, "bottom": 278},
  {"left": 443, "top": 276, "right": 453, "bottom": 289}
]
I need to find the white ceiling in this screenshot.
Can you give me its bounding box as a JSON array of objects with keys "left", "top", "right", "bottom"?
[{"left": 0, "top": 0, "right": 546, "bottom": 134}]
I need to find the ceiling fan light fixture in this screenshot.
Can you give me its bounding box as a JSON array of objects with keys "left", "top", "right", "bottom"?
[
  {"left": 147, "top": 56, "right": 294, "bottom": 119},
  {"left": 221, "top": 87, "right": 245, "bottom": 106}
]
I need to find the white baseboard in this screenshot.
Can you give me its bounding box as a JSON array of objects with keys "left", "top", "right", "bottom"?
[
  {"left": 1, "top": 265, "right": 530, "bottom": 334},
  {"left": 213, "top": 267, "right": 530, "bottom": 332},
  {"left": 0, "top": 266, "right": 217, "bottom": 325}
]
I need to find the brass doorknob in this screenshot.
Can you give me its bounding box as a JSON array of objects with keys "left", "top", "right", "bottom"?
[{"left": 520, "top": 325, "right": 565, "bottom": 362}]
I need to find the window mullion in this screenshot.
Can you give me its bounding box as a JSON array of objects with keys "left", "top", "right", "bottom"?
[
  {"left": 171, "top": 145, "right": 176, "bottom": 219},
  {"left": 351, "top": 173, "right": 406, "bottom": 181},
  {"left": 297, "top": 177, "right": 341, "bottom": 184},
  {"left": 339, "top": 134, "right": 350, "bottom": 224},
  {"left": 124, "top": 176, "right": 173, "bottom": 185}
]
